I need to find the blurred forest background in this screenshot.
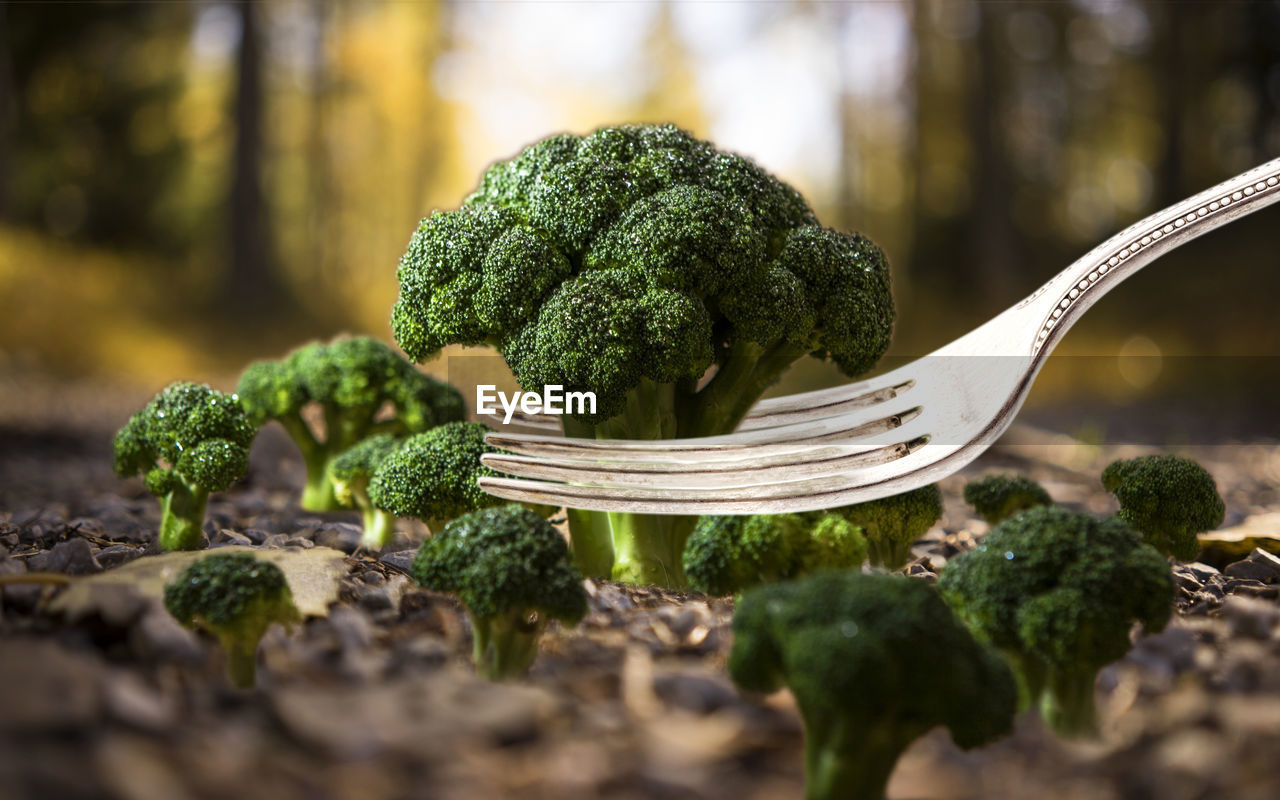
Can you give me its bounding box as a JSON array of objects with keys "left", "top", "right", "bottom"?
[{"left": 1, "top": 0, "right": 1278, "bottom": 440}]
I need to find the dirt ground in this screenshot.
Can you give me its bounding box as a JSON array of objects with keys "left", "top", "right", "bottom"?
[{"left": 2, "top": 372, "right": 1279, "bottom": 800}]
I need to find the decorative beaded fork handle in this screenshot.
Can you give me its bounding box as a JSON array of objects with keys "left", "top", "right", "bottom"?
[{"left": 477, "top": 158, "right": 1280, "bottom": 515}]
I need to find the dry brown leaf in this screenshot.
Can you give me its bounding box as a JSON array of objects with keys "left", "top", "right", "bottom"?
[{"left": 48, "top": 546, "right": 348, "bottom": 620}]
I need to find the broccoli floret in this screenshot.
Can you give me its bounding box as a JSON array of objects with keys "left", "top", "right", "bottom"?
[
  {"left": 830, "top": 485, "right": 942, "bottom": 569},
  {"left": 937, "top": 506, "right": 1174, "bottom": 738},
  {"left": 367, "top": 421, "right": 505, "bottom": 533},
  {"left": 163, "top": 552, "right": 301, "bottom": 688},
  {"left": 1101, "top": 454, "right": 1225, "bottom": 561},
  {"left": 113, "top": 382, "right": 255, "bottom": 551},
  {"left": 392, "top": 124, "right": 894, "bottom": 587},
  {"left": 730, "top": 572, "right": 1016, "bottom": 800},
  {"left": 235, "top": 337, "right": 464, "bottom": 511},
  {"left": 682, "top": 512, "right": 866, "bottom": 595},
  {"left": 329, "top": 434, "right": 403, "bottom": 550},
  {"left": 963, "top": 474, "right": 1053, "bottom": 525},
  {"left": 409, "top": 505, "right": 588, "bottom": 680}
]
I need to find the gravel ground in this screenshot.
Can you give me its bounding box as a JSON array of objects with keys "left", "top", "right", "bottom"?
[{"left": 2, "top": 378, "right": 1279, "bottom": 800}]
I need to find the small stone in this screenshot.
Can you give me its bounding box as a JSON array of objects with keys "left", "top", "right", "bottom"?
[
  {"left": 1171, "top": 567, "right": 1203, "bottom": 593},
  {"left": 130, "top": 609, "right": 204, "bottom": 664},
  {"left": 1224, "top": 549, "right": 1280, "bottom": 584},
  {"left": 95, "top": 544, "right": 143, "bottom": 569},
  {"left": 361, "top": 571, "right": 386, "bottom": 587},
  {"left": 1184, "top": 562, "right": 1221, "bottom": 582},
  {"left": 103, "top": 672, "right": 176, "bottom": 732},
  {"left": 284, "top": 536, "right": 315, "bottom": 549},
  {"left": 1221, "top": 596, "right": 1279, "bottom": 640},
  {"left": 213, "top": 529, "right": 253, "bottom": 547},
  {"left": 653, "top": 672, "right": 739, "bottom": 715},
  {"left": 262, "top": 533, "right": 290, "bottom": 549},
  {"left": 329, "top": 606, "right": 375, "bottom": 652},
  {"left": 241, "top": 528, "right": 271, "bottom": 545},
  {"left": 41, "top": 538, "right": 102, "bottom": 575},
  {"left": 313, "top": 523, "right": 363, "bottom": 554},
  {"left": 379, "top": 550, "right": 416, "bottom": 573}
]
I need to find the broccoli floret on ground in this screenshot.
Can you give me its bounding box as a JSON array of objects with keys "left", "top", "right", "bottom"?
[
  {"left": 1101, "top": 454, "right": 1225, "bottom": 561},
  {"left": 682, "top": 512, "right": 866, "bottom": 595},
  {"left": 937, "top": 506, "right": 1174, "bottom": 738},
  {"left": 408, "top": 505, "right": 588, "bottom": 681},
  {"left": 830, "top": 485, "right": 942, "bottom": 569},
  {"left": 235, "top": 337, "right": 464, "bottom": 512},
  {"left": 963, "top": 474, "right": 1053, "bottom": 525},
  {"left": 329, "top": 434, "right": 403, "bottom": 550},
  {"left": 368, "top": 421, "right": 505, "bottom": 533},
  {"left": 730, "top": 571, "right": 1016, "bottom": 800},
  {"left": 392, "top": 123, "right": 895, "bottom": 587},
  {"left": 163, "top": 552, "right": 301, "bottom": 688},
  {"left": 113, "top": 382, "right": 256, "bottom": 551}
]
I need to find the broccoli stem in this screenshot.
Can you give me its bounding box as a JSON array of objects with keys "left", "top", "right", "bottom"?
[
  {"left": 565, "top": 507, "right": 616, "bottom": 578},
  {"left": 158, "top": 483, "right": 209, "bottom": 551},
  {"left": 1038, "top": 669, "right": 1099, "bottom": 738},
  {"left": 355, "top": 498, "right": 398, "bottom": 551},
  {"left": 866, "top": 539, "right": 913, "bottom": 570},
  {"left": 220, "top": 633, "right": 260, "bottom": 689},
  {"left": 277, "top": 414, "right": 343, "bottom": 511},
  {"left": 471, "top": 609, "right": 544, "bottom": 681},
  {"left": 802, "top": 717, "right": 921, "bottom": 800}
]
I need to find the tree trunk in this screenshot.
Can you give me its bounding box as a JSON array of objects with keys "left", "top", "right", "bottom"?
[
  {"left": 0, "top": 0, "right": 13, "bottom": 219},
  {"left": 969, "top": 2, "right": 1017, "bottom": 301}
]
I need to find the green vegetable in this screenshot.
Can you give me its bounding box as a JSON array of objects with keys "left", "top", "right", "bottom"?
[
  {"left": 236, "top": 337, "right": 464, "bottom": 511},
  {"left": 730, "top": 571, "right": 1016, "bottom": 800},
  {"left": 682, "top": 512, "right": 866, "bottom": 595},
  {"left": 409, "top": 505, "right": 588, "bottom": 680},
  {"left": 163, "top": 553, "right": 301, "bottom": 687},
  {"left": 368, "top": 421, "right": 505, "bottom": 533},
  {"left": 830, "top": 485, "right": 942, "bottom": 569},
  {"left": 392, "top": 123, "right": 894, "bottom": 587},
  {"left": 329, "top": 434, "right": 402, "bottom": 550},
  {"left": 113, "top": 382, "right": 256, "bottom": 551},
  {"left": 937, "top": 506, "right": 1174, "bottom": 738},
  {"left": 1101, "top": 454, "right": 1224, "bottom": 561},
  {"left": 963, "top": 474, "right": 1052, "bottom": 525}
]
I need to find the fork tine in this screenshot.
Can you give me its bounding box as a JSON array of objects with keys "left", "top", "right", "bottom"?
[
  {"left": 477, "top": 438, "right": 937, "bottom": 513},
  {"left": 736, "top": 379, "right": 913, "bottom": 430},
  {"left": 485, "top": 404, "right": 922, "bottom": 464}
]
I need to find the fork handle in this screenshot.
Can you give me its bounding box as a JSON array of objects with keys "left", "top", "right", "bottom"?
[{"left": 1022, "top": 158, "right": 1280, "bottom": 356}]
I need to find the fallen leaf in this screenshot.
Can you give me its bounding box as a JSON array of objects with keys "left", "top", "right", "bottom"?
[{"left": 48, "top": 546, "right": 349, "bottom": 620}]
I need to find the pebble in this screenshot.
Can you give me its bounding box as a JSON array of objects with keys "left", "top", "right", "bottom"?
[
  {"left": 313, "top": 523, "right": 364, "bottom": 554},
  {"left": 130, "top": 609, "right": 204, "bottom": 665},
  {"left": 1185, "top": 562, "right": 1221, "bottom": 582},
  {"left": 1221, "top": 596, "right": 1279, "bottom": 640},
  {"left": 95, "top": 544, "right": 143, "bottom": 569},
  {"left": 1223, "top": 579, "right": 1280, "bottom": 600},
  {"left": 1224, "top": 548, "right": 1280, "bottom": 584},
  {"left": 29, "top": 538, "right": 103, "bottom": 575},
  {"left": 652, "top": 671, "right": 739, "bottom": 715},
  {"left": 213, "top": 529, "right": 253, "bottom": 547},
  {"left": 241, "top": 528, "right": 271, "bottom": 545},
  {"left": 378, "top": 550, "right": 416, "bottom": 573},
  {"left": 262, "top": 533, "right": 290, "bottom": 549},
  {"left": 284, "top": 536, "right": 315, "bottom": 549}
]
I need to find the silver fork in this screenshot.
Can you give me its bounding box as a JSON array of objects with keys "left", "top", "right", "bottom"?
[{"left": 476, "top": 158, "right": 1280, "bottom": 514}]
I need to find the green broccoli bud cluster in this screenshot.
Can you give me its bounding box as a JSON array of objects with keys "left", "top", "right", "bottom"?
[
  {"left": 963, "top": 474, "right": 1053, "bottom": 525},
  {"left": 163, "top": 552, "right": 301, "bottom": 688},
  {"left": 409, "top": 505, "right": 588, "bottom": 681},
  {"left": 730, "top": 571, "right": 1017, "bottom": 800},
  {"left": 1101, "top": 454, "right": 1224, "bottom": 561},
  {"left": 235, "top": 337, "right": 465, "bottom": 511},
  {"left": 830, "top": 484, "right": 942, "bottom": 569},
  {"left": 393, "top": 123, "right": 896, "bottom": 587},
  {"left": 113, "top": 382, "right": 256, "bottom": 551},
  {"left": 937, "top": 505, "right": 1174, "bottom": 738},
  {"left": 682, "top": 512, "right": 866, "bottom": 595}
]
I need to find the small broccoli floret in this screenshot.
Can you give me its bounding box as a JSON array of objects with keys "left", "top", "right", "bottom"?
[
  {"left": 329, "top": 434, "right": 403, "bottom": 550},
  {"left": 409, "top": 505, "right": 588, "bottom": 680},
  {"left": 963, "top": 474, "right": 1053, "bottom": 525},
  {"left": 683, "top": 512, "right": 866, "bottom": 595},
  {"left": 113, "top": 382, "right": 255, "bottom": 551},
  {"left": 235, "top": 337, "right": 464, "bottom": 511},
  {"left": 367, "top": 421, "right": 505, "bottom": 533},
  {"left": 393, "top": 124, "right": 895, "bottom": 587},
  {"left": 937, "top": 506, "right": 1174, "bottom": 738},
  {"left": 830, "top": 485, "right": 942, "bottom": 569},
  {"left": 1101, "top": 454, "right": 1225, "bottom": 561},
  {"left": 163, "top": 553, "right": 301, "bottom": 687},
  {"left": 730, "top": 572, "right": 1016, "bottom": 800}
]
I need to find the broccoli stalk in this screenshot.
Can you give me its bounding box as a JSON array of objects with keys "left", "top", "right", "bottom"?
[
  {"left": 409, "top": 505, "right": 588, "bottom": 680},
  {"left": 329, "top": 434, "right": 402, "bottom": 550},
  {"left": 393, "top": 124, "right": 895, "bottom": 587},
  {"left": 682, "top": 512, "right": 867, "bottom": 595},
  {"left": 937, "top": 506, "right": 1175, "bottom": 738},
  {"left": 113, "top": 382, "right": 256, "bottom": 551},
  {"left": 163, "top": 553, "right": 301, "bottom": 688},
  {"left": 830, "top": 485, "right": 942, "bottom": 569},
  {"left": 236, "top": 337, "right": 465, "bottom": 512},
  {"left": 1101, "top": 454, "right": 1225, "bottom": 561},
  {"left": 730, "top": 572, "right": 1017, "bottom": 800}
]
